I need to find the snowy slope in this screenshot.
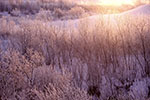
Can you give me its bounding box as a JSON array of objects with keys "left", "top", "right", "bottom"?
[
  {"left": 49, "top": 5, "right": 150, "bottom": 31},
  {"left": 122, "top": 4, "right": 150, "bottom": 15}
]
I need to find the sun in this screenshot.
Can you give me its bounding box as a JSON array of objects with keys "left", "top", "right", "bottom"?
[{"left": 98, "top": 0, "right": 135, "bottom": 6}]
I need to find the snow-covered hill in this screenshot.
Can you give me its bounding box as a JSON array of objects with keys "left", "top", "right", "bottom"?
[
  {"left": 122, "top": 5, "right": 150, "bottom": 15},
  {"left": 49, "top": 5, "right": 150, "bottom": 31}
]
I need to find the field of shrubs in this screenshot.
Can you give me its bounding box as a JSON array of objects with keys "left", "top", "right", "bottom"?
[{"left": 0, "top": 0, "right": 150, "bottom": 100}]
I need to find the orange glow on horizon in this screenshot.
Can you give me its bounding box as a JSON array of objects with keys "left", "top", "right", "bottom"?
[
  {"left": 98, "top": 0, "right": 135, "bottom": 6},
  {"left": 79, "top": 0, "right": 135, "bottom": 6}
]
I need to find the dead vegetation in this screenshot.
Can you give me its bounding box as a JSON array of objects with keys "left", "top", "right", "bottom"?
[
  {"left": 0, "top": 0, "right": 150, "bottom": 100},
  {"left": 0, "top": 14, "right": 150, "bottom": 100}
]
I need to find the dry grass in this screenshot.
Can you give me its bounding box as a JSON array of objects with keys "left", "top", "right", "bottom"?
[
  {"left": 0, "top": 2, "right": 150, "bottom": 99},
  {"left": 0, "top": 0, "right": 89, "bottom": 20}
]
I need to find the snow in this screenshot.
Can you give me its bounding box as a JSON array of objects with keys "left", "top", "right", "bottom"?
[
  {"left": 49, "top": 5, "right": 150, "bottom": 32},
  {"left": 129, "top": 78, "right": 150, "bottom": 100},
  {"left": 122, "top": 5, "right": 150, "bottom": 15},
  {"left": 0, "top": 12, "right": 10, "bottom": 17},
  {"left": 0, "top": 4, "right": 150, "bottom": 100},
  {"left": 1, "top": 5, "right": 149, "bottom": 33}
]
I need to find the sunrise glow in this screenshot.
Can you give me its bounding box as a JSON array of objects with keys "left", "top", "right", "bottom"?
[
  {"left": 98, "top": 0, "right": 135, "bottom": 6},
  {"left": 78, "top": 0, "right": 135, "bottom": 6}
]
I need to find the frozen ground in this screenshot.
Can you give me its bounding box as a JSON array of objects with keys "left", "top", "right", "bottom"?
[{"left": 49, "top": 5, "right": 150, "bottom": 32}]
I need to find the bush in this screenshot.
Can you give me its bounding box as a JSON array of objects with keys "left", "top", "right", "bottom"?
[
  {"left": 0, "top": 8, "right": 150, "bottom": 100},
  {"left": 0, "top": 49, "right": 91, "bottom": 100}
]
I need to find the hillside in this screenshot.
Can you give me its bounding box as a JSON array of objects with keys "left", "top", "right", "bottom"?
[
  {"left": 122, "top": 4, "right": 150, "bottom": 15},
  {"left": 0, "top": 2, "right": 150, "bottom": 100}
]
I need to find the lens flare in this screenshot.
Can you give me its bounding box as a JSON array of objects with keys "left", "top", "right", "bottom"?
[
  {"left": 99, "top": 0, "right": 134, "bottom": 6},
  {"left": 78, "top": 0, "right": 135, "bottom": 6},
  {"left": 98, "top": 0, "right": 135, "bottom": 6}
]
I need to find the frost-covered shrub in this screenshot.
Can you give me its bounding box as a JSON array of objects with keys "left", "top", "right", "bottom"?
[
  {"left": 32, "top": 66, "right": 91, "bottom": 100},
  {"left": 67, "top": 6, "right": 85, "bottom": 17},
  {"left": 0, "top": 50, "right": 32, "bottom": 99},
  {"left": 35, "top": 9, "right": 52, "bottom": 21},
  {"left": 54, "top": 8, "right": 65, "bottom": 18},
  {"left": 0, "top": 10, "right": 150, "bottom": 100},
  {"left": 0, "top": 49, "right": 91, "bottom": 100},
  {"left": 0, "top": 17, "right": 18, "bottom": 37},
  {"left": 10, "top": 8, "right": 21, "bottom": 17},
  {"left": 129, "top": 78, "right": 150, "bottom": 100},
  {"left": 0, "top": 0, "right": 40, "bottom": 14}
]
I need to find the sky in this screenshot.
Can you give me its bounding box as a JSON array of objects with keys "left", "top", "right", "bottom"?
[{"left": 77, "top": 0, "right": 136, "bottom": 6}]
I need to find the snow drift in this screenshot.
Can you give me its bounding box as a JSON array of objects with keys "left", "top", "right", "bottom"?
[
  {"left": 122, "top": 4, "right": 150, "bottom": 15},
  {"left": 50, "top": 5, "right": 150, "bottom": 31}
]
